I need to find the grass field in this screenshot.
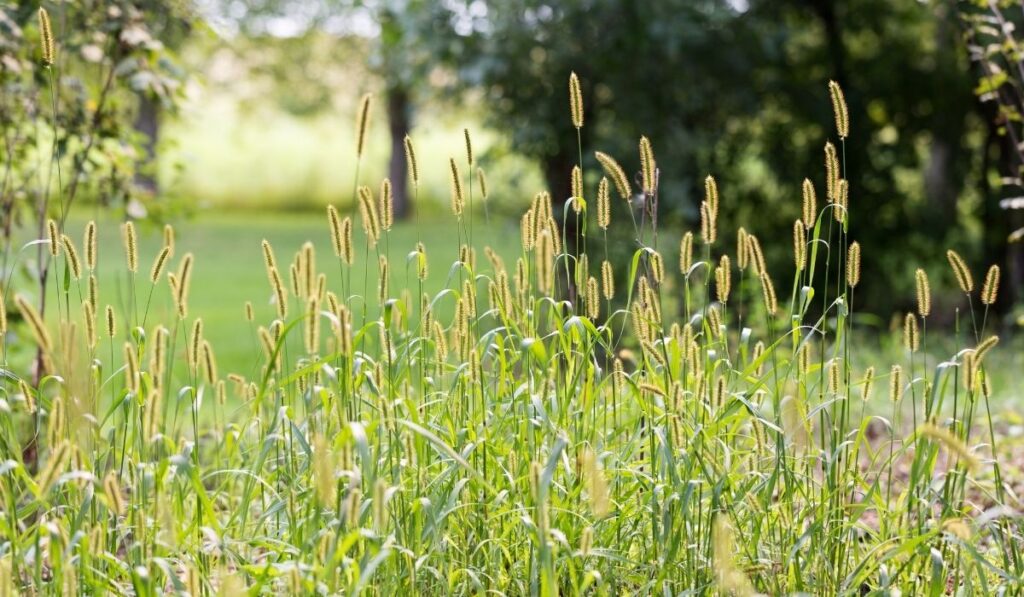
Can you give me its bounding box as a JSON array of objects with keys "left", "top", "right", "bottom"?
[{"left": 44, "top": 211, "right": 522, "bottom": 376}]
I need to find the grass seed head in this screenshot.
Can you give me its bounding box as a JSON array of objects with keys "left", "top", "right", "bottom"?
[
  {"left": 594, "top": 151, "right": 631, "bottom": 200},
  {"left": 829, "top": 80, "right": 849, "bottom": 139},
  {"left": 801, "top": 178, "right": 817, "bottom": 228},
  {"left": 355, "top": 93, "right": 372, "bottom": 158},
  {"left": 915, "top": 268, "right": 931, "bottom": 317},
  {"left": 639, "top": 136, "right": 656, "bottom": 194},
  {"left": 846, "top": 241, "right": 861, "bottom": 288},
  {"left": 946, "top": 249, "right": 973, "bottom": 293},
  {"left": 569, "top": 71, "right": 584, "bottom": 128},
  {"left": 981, "top": 264, "right": 1000, "bottom": 305},
  {"left": 38, "top": 8, "right": 55, "bottom": 66}
]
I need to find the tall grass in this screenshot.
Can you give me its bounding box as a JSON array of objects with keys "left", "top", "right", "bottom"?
[{"left": 0, "top": 61, "right": 1019, "bottom": 595}]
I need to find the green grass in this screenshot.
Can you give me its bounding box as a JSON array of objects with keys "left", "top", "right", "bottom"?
[
  {"left": 47, "top": 211, "right": 522, "bottom": 377},
  {"left": 2, "top": 81, "right": 1023, "bottom": 596}
]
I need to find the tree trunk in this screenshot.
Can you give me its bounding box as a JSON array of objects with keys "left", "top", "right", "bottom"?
[
  {"left": 387, "top": 87, "right": 412, "bottom": 220},
  {"left": 134, "top": 92, "right": 160, "bottom": 197}
]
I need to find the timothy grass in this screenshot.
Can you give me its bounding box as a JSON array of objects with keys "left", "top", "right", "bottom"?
[{"left": 1, "top": 75, "right": 1022, "bottom": 597}]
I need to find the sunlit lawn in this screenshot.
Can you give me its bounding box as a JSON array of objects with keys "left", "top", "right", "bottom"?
[{"left": 40, "top": 211, "right": 522, "bottom": 380}]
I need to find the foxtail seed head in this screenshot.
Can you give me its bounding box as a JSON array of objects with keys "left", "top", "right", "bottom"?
[
  {"left": 889, "top": 364, "right": 902, "bottom": 402},
  {"left": 736, "top": 228, "right": 749, "bottom": 270},
  {"left": 715, "top": 255, "right": 731, "bottom": 303},
  {"left": 105, "top": 304, "right": 115, "bottom": 338},
  {"left": 594, "top": 151, "right": 631, "bottom": 200},
  {"left": 403, "top": 135, "right": 418, "bottom": 186},
  {"left": 122, "top": 222, "right": 138, "bottom": 273},
  {"left": 569, "top": 163, "right": 584, "bottom": 202},
  {"left": 759, "top": 272, "right": 777, "bottom": 316},
  {"left": 833, "top": 179, "right": 848, "bottom": 223},
  {"left": 802, "top": 179, "right": 817, "bottom": 229},
  {"left": 357, "top": 185, "right": 381, "bottom": 244},
  {"left": 793, "top": 220, "right": 806, "bottom": 271},
  {"left": 327, "top": 205, "right": 344, "bottom": 257},
  {"left": 355, "top": 93, "right": 372, "bottom": 158},
  {"left": 597, "top": 177, "right": 610, "bottom": 229},
  {"left": 61, "top": 235, "right": 81, "bottom": 279},
  {"left": 903, "top": 313, "right": 919, "bottom": 353},
  {"left": 861, "top": 366, "right": 875, "bottom": 401},
  {"left": 828, "top": 80, "right": 849, "bottom": 139},
  {"left": 639, "top": 136, "right": 656, "bottom": 194},
  {"left": 449, "top": 158, "right": 465, "bottom": 217},
  {"left": 84, "top": 221, "right": 97, "bottom": 270},
  {"left": 601, "top": 260, "right": 614, "bottom": 300},
  {"left": 846, "top": 242, "right": 861, "bottom": 288},
  {"left": 379, "top": 178, "right": 394, "bottom": 231},
  {"left": 946, "top": 250, "right": 973, "bottom": 293},
  {"left": 675, "top": 233, "right": 692, "bottom": 275},
  {"left": 38, "top": 8, "right": 55, "bottom": 66},
  {"left": 569, "top": 71, "right": 584, "bottom": 129},
  {"left": 981, "top": 264, "right": 1000, "bottom": 305},
  {"left": 825, "top": 142, "right": 840, "bottom": 202},
  {"left": 47, "top": 219, "right": 60, "bottom": 257},
  {"left": 705, "top": 175, "right": 719, "bottom": 218},
  {"left": 463, "top": 128, "right": 474, "bottom": 166},
  {"left": 478, "top": 168, "right": 488, "bottom": 201},
  {"left": 700, "top": 201, "right": 717, "bottom": 244},
  {"left": 163, "top": 224, "right": 175, "bottom": 256},
  {"left": 915, "top": 268, "right": 931, "bottom": 317},
  {"left": 150, "top": 246, "right": 170, "bottom": 284}
]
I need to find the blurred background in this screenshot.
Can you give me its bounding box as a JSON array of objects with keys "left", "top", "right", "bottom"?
[{"left": 2, "top": 0, "right": 1024, "bottom": 366}]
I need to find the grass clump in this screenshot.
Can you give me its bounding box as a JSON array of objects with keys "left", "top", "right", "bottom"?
[{"left": 0, "top": 72, "right": 1020, "bottom": 596}]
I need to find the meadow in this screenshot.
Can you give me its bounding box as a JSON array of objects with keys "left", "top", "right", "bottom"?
[{"left": 2, "top": 51, "right": 1024, "bottom": 597}]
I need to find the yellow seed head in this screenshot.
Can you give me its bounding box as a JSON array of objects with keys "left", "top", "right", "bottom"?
[
  {"left": 639, "top": 136, "right": 656, "bottom": 194},
  {"left": 38, "top": 8, "right": 55, "bottom": 66},
  {"left": 123, "top": 342, "right": 139, "bottom": 393},
  {"left": 889, "top": 364, "right": 903, "bottom": 402},
  {"left": 861, "top": 366, "right": 875, "bottom": 401},
  {"left": 833, "top": 179, "right": 848, "bottom": 223},
  {"left": 705, "top": 175, "right": 719, "bottom": 218},
  {"left": 597, "top": 177, "right": 610, "bottom": 229},
  {"left": 536, "top": 229, "right": 555, "bottom": 295},
  {"left": 163, "top": 224, "right": 175, "bottom": 256},
  {"left": 700, "top": 201, "right": 717, "bottom": 244},
  {"left": 416, "top": 241, "right": 429, "bottom": 281},
  {"left": 569, "top": 71, "right": 584, "bottom": 128},
  {"left": 903, "top": 313, "right": 919, "bottom": 353},
  {"left": 379, "top": 178, "right": 394, "bottom": 231},
  {"left": 716, "top": 254, "right": 732, "bottom": 303},
  {"left": 355, "top": 93, "right": 372, "bottom": 157},
  {"left": 47, "top": 219, "right": 60, "bottom": 257},
  {"left": 825, "top": 142, "right": 840, "bottom": 202},
  {"left": 84, "top": 221, "right": 97, "bottom": 270},
  {"left": 601, "top": 260, "right": 615, "bottom": 300},
  {"left": 175, "top": 253, "right": 194, "bottom": 318},
  {"left": 82, "top": 301, "right": 96, "bottom": 349},
  {"left": 150, "top": 246, "right": 170, "bottom": 284},
  {"left": 571, "top": 165, "right": 584, "bottom": 207},
  {"left": 105, "top": 304, "right": 115, "bottom": 338},
  {"left": 594, "top": 151, "right": 631, "bottom": 200},
  {"left": 477, "top": 168, "right": 488, "bottom": 201},
  {"left": 88, "top": 274, "right": 97, "bottom": 309},
  {"left": 793, "top": 220, "right": 806, "bottom": 271},
  {"left": 846, "top": 241, "right": 861, "bottom": 288},
  {"left": 463, "top": 128, "right": 474, "bottom": 166},
  {"left": 736, "top": 228, "right": 749, "bottom": 270},
  {"left": 801, "top": 178, "right": 817, "bottom": 229},
  {"left": 327, "top": 205, "right": 344, "bottom": 257},
  {"left": 828, "top": 80, "right": 849, "bottom": 139},
  {"left": 122, "top": 222, "right": 137, "bottom": 273},
  {"left": 378, "top": 256, "right": 389, "bottom": 303},
  {"left": 357, "top": 185, "right": 381, "bottom": 244},
  {"left": 586, "top": 276, "right": 599, "bottom": 319},
  {"left": 0, "top": 290, "right": 6, "bottom": 335},
  {"left": 946, "top": 250, "right": 974, "bottom": 293},
  {"left": 449, "top": 158, "right": 465, "bottom": 217},
  {"left": 974, "top": 334, "right": 999, "bottom": 364},
  {"left": 404, "top": 135, "right": 419, "bottom": 186},
  {"left": 759, "top": 272, "right": 777, "bottom": 316},
  {"left": 747, "top": 234, "right": 767, "bottom": 276},
  {"left": 679, "top": 232, "right": 694, "bottom": 273},
  {"left": 981, "top": 264, "right": 1000, "bottom": 305},
  {"left": 61, "top": 234, "right": 81, "bottom": 279},
  {"left": 305, "top": 296, "right": 320, "bottom": 354},
  {"left": 915, "top": 268, "right": 931, "bottom": 317},
  {"left": 649, "top": 250, "right": 664, "bottom": 284}
]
